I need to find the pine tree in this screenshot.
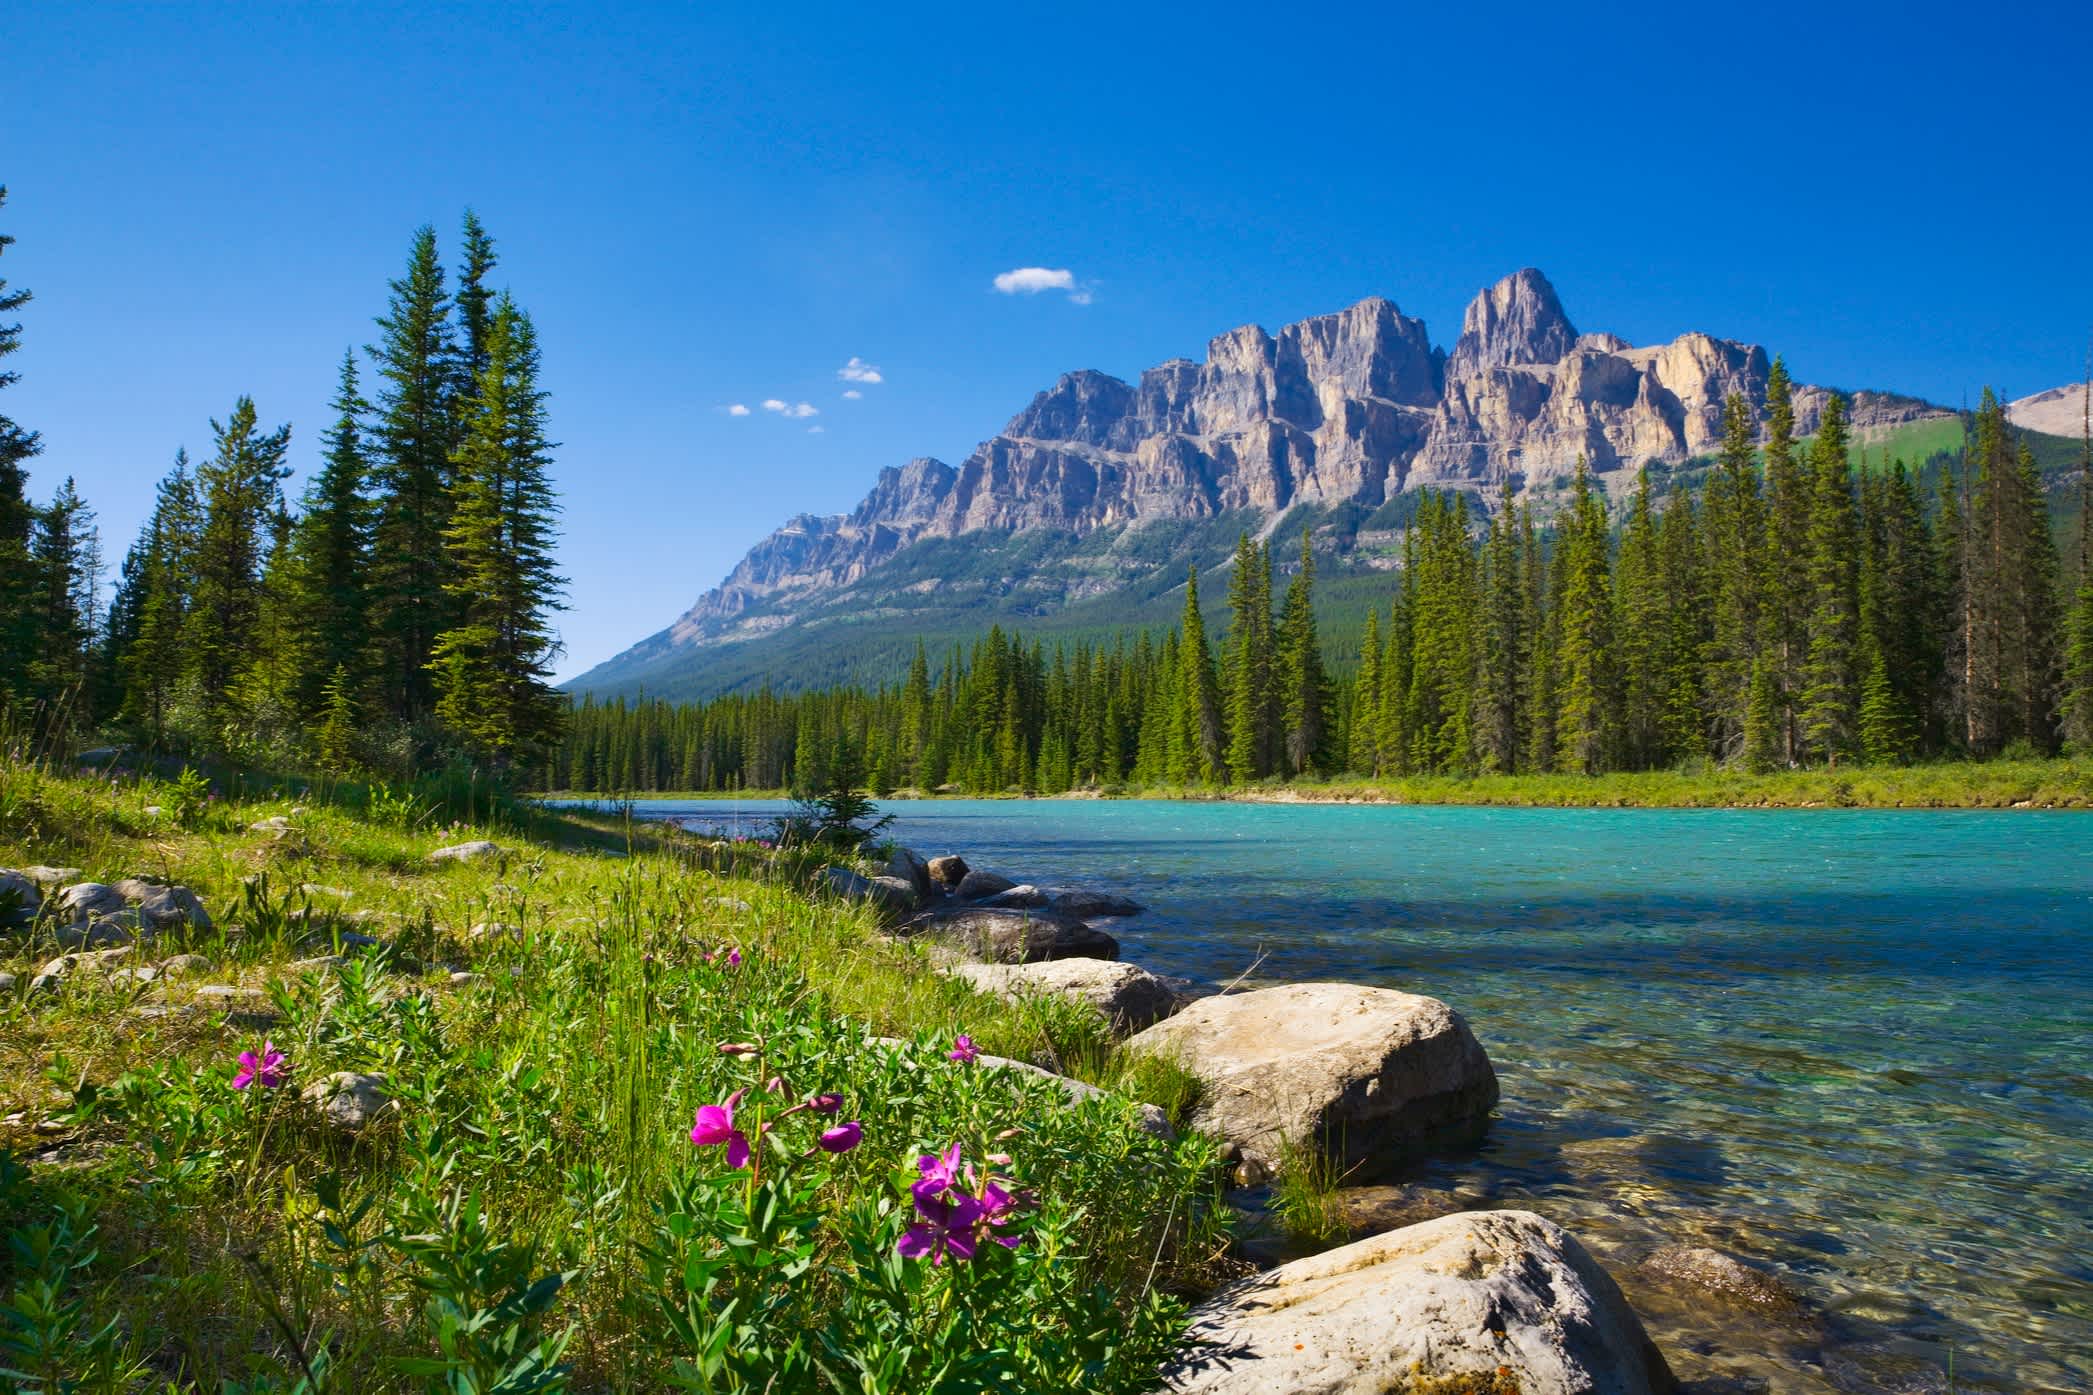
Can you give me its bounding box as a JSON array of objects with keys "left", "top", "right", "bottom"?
[
  {"left": 430, "top": 295, "right": 567, "bottom": 762},
  {"left": 1761, "top": 358, "right": 1809, "bottom": 761},
  {"left": 0, "top": 186, "right": 43, "bottom": 710},
  {"left": 1349, "top": 607, "right": 1383, "bottom": 775},
  {"left": 1614, "top": 468, "right": 1666, "bottom": 768},
  {"left": 2064, "top": 373, "right": 2093, "bottom": 751},
  {"left": 1742, "top": 656, "right": 1781, "bottom": 773},
  {"left": 368, "top": 226, "right": 458, "bottom": 722},
  {"left": 451, "top": 210, "right": 499, "bottom": 425},
  {"left": 1705, "top": 392, "right": 1764, "bottom": 758},
  {"left": 1277, "top": 532, "right": 1333, "bottom": 775},
  {"left": 119, "top": 454, "right": 202, "bottom": 741},
  {"left": 26, "top": 478, "right": 99, "bottom": 728},
  {"left": 1223, "top": 533, "right": 1275, "bottom": 780},
  {"left": 1553, "top": 460, "right": 1619, "bottom": 773},
  {"left": 289, "top": 351, "right": 374, "bottom": 715},
  {"left": 1471, "top": 483, "right": 1524, "bottom": 773},
  {"left": 1656, "top": 484, "right": 1709, "bottom": 761},
  {"left": 314, "top": 665, "right": 360, "bottom": 774},
  {"left": 1800, "top": 394, "right": 1860, "bottom": 762},
  {"left": 1174, "top": 566, "right": 1225, "bottom": 782},
  {"left": 183, "top": 398, "right": 291, "bottom": 722},
  {"left": 1518, "top": 503, "right": 1556, "bottom": 773}
]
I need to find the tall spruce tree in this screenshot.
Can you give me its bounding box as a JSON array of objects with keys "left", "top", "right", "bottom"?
[
  {"left": 1222, "top": 533, "right": 1275, "bottom": 780},
  {"left": 1613, "top": 469, "right": 1667, "bottom": 768},
  {"left": 26, "top": 478, "right": 99, "bottom": 726},
  {"left": 1471, "top": 482, "right": 1524, "bottom": 772},
  {"left": 1656, "top": 482, "right": 1709, "bottom": 761},
  {"left": 1800, "top": 394, "right": 1860, "bottom": 761},
  {"left": 1350, "top": 607, "right": 1383, "bottom": 774},
  {"left": 1276, "top": 532, "right": 1333, "bottom": 775},
  {"left": 368, "top": 226, "right": 458, "bottom": 722},
  {"left": 1553, "top": 459, "right": 1619, "bottom": 773},
  {"left": 1761, "top": 358, "right": 1809, "bottom": 761},
  {"left": 2064, "top": 374, "right": 2093, "bottom": 750},
  {"left": 183, "top": 399, "right": 291, "bottom": 722},
  {"left": 118, "top": 454, "right": 202, "bottom": 741},
  {"left": 1173, "top": 566, "right": 1225, "bottom": 783},
  {"left": 287, "top": 351, "right": 375, "bottom": 715},
  {"left": 0, "top": 186, "right": 43, "bottom": 710},
  {"left": 430, "top": 295, "right": 567, "bottom": 762},
  {"left": 1705, "top": 393, "right": 1764, "bottom": 758}
]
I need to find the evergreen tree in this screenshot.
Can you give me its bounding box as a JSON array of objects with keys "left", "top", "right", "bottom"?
[
  {"left": 1519, "top": 503, "right": 1556, "bottom": 772},
  {"left": 1173, "top": 566, "right": 1224, "bottom": 782},
  {"left": 1613, "top": 468, "right": 1667, "bottom": 768},
  {"left": 1656, "top": 484, "right": 1709, "bottom": 760},
  {"left": 1800, "top": 394, "right": 1860, "bottom": 761},
  {"left": 183, "top": 398, "right": 292, "bottom": 722},
  {"left": 1349, "top": 607, "right": 1383, "bottom": 774},
  {"left": 119, "top": 454, "right": 202, "bottom": 741},
  {"left": 1553, "top": 460, "right": 1618, "bottom": 773},
  {"left": 26, "top": 478, "right": 99, "bottom": 727},
  {"left": 1222, "top": 533, "right": 1275, "bottom": 780},
  {"left": 1742, "top": 657, "right": 1781, "bottom": 773},
  {"left": 1704, "top": 392, "right": 1764, "bottom": 758},
  {"left": 1277, "top": 532, "right": 1333, "bottom": 775},
  {"left": 367, "top": 225, "right": 458, "bottom": 722},
  {"left": 1761, "top": 358, "right": 1809, "bottom": 761},
  {"left": 2064, "top": 375, "right": 2093, "bottom": 750},
  {"left": 1471, "top": 482, "right": 1524, "bottom": 773},
  {"left": 0, "top": 186, "right": 43, "bottom": 710},
  {"left": 451, "top": 210, "right": 499, "bottom": 425},
  {"left": 289, "top": 351, "right": 375, "bottom": 714},
  {"left": 430, "top": 295, "right": 567, "bottom": 762}
]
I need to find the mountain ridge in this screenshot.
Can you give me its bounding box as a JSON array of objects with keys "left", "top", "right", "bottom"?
[{"left": 575, "top": 269, "right": 1957, "bottom": 698}]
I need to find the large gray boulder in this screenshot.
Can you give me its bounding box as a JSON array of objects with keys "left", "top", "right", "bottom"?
[
  {"left": 54, "top": 882, "right": 128, "bottom": 922},
  {"left": 824, "top": 865, "right": 919, "bottom": 916},
  {"left": 1125, "top": 982, "right": 1497, "bottom": 1177},
  {"left": 112, "top": 879, "right": 212, "bottom": 931},
  {"left": 902, "top": 907, "right": 1118, "bottom": 964},
  {"left": 1160, "top": 1210, "right": 1673, "bottom": 1395},
  {"left": 24, "top": 866, "right": 82, "bottom": 889},
  {"left": 949, "top": 958, "right": 1180, "bottom": 1033},
  {"left": 953, "top": 869, "right": 1016, "bottom": 900},
  {"left": 883, "top": 846, "right": 935, "bottom": 903},
  {"left": 978, "top": 884, "right": 1049, "bottom": 909}
]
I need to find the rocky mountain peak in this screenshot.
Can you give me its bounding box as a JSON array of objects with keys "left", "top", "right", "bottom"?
[{"left": 1448, "top": 268, "right": 1577, "bottom": 377}]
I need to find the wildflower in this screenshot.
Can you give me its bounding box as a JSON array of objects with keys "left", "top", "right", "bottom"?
[
  {"left": 721, "top": 947, "right": 743, "bottom": 968},
  {"left": 897, "top": 1189, "right": 985, "bottom": 1265},
  {"left": 717, "top": 1041, "right": 760, "bottom": 1056},
  {"left": 807, "top": 1092, "right": 844, "bottom": 1115},
  {"left": 690, "top": 1090, "right": 753, "bottom": 1169},
  {"left": 947, "top": 1034, "right": 979, "bottom": 1065},
  {"left": 913, "top": 1142, "right": 964, "bottom": 1201},
  {"left": 974, "top": 1176, "right": 1026, "bottom": 1249},
  {"left": 818, "top": 1121, "right": 863, "bottom": 1153},
  {"left": 232, "top": 1041, "right": 288, "bottom": 1090}
]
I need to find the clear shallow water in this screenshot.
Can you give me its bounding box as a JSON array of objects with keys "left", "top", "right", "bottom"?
[{"left": 598, "top": 798, "right": 2093, "bottom": 1393}]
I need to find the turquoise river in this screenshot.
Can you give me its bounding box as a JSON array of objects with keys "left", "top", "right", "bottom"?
[{"left": 602, "top": 798, "right": 2091, "bottom": 1394}]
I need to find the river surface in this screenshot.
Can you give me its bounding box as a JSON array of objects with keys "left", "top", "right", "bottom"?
[{"left": 585, "top": 797, "right": 2092, "bottom": 1394}]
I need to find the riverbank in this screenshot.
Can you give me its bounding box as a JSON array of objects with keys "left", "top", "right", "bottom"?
[
  {"left": 537, "top": 754, "right": 2093, "bottom": 810},
  {"left": 0, "top": 763, "right": 1225, "bottom": 1391}
]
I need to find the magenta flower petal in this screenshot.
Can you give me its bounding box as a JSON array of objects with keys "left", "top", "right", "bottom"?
[
  {"left": 808, "top": 1093, "right": 843, "bottom": 1115},
  {"left": 947, "top": 1034, "right": 979, "bottom": 1064},
  {"left": 818, "top": 1121, "right": 862, "bottom": 1153},
  {"left": 895, "top": 1225, "right": 938, "bottom": 1260},
  {"left": 726, "top": 1130, "right": 752, "bottom": 1170},
  {"left": 690, "top": 1104, "right": 734, "bottom": 1147}
]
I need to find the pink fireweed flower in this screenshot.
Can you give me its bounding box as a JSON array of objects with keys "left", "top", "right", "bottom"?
[
  {"left": 717, "top": 1042, "right": 760, "bottom": 1056},
  {"left": 818, "top": 1121, "right": 863, "bottom": 1153},
  {"left": 973, "top": 1176, "right": 1027, "bottom": 1249},
  {"left": 690, "top": 1089, "right": 753, "bottom": 1169},
  {"left": 947, "top": 1034, "right": 979, "bottom": 1064},
  {"left": 232, "top": 1041, "right": 287, "bottom": 1090},
  {"left": 807, "top": 1093, "right": 844, "bottom": 1115},
  {"left": 913, "top": 1142, "right": 964, "bottom": 1204},
  {"left": 897, "top": 1189, "right": 985, "bottom": 1265},
  {"left": 721, "top": 947, "right": 743, "bottom": 968}
]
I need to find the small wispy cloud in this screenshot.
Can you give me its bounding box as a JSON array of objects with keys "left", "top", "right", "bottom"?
[
  {"left": 842, "top": 388, "right": 863, "bottom": 400},
  {"left": 723, "top": 403, "right": 751, "bottom": 416},
  {"left": 808, "top": 425, "right": 825, "bottom": 434},
  {"left": 761, "top": 399, "right": 819, "bottom": 419},
  {"left": 838, "top": 356, "right": 883, "bottom": 384},
  {"left": 993, "top": 266, "right": 1091, "bottom": 303}
]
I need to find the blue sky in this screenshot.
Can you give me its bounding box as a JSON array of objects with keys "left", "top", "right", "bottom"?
[{"left": 8, "top": 1, "right": 2089, "bottom": 679}]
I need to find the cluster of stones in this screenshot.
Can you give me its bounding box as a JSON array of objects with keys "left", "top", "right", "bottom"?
[{"left": 821, "top": 846, "right": 1678, "bottom": 1394}]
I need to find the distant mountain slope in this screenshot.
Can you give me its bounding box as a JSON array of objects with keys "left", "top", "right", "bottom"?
[
  {"left": 572, "top": 269, "right": 1957, "bottom": 701},
  {"left": 2009, "top": 383, "right": 2089, "bottom": 440}
]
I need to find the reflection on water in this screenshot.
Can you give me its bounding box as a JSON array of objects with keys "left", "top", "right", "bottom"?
[{"left": 593, "top": 798, "right": 2093, "bottom": 1394}]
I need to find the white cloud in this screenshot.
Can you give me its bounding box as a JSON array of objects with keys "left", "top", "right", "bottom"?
[
  {"left": 838, "top": 356, "right": 883, "bottom": 384},
  {"left": 994, "top": 266, "right": 1076, "bottom": 294},
  {"left": 723, "top": 403, "right": 750, "bottom": 416},
  {"left": 761, "top": 398, "right": 788, "bottom": 413},
  {"left": 758, "top": 399, "right": 819, "bottom": 418},
  {"left": 842, "top": 388, "right": 863, "bottom": 400},
  {"left": 993, "top": 266, "right": 1091, "bottom": 302},
  {"left": 808, "top": 425, "right": 825, "bottom": 434}
]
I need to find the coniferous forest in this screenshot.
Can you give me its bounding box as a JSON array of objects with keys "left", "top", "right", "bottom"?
[
  {"left": 0, "top": 192, "right": 567, "bottom": 778},
  {"left": 553, "top": 370, "right": 2093, "bottom": 796}
]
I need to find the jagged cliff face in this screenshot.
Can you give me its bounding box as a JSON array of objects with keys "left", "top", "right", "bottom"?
[{"left": 650, "top": 269, "right": 1948, "bottom": 652}]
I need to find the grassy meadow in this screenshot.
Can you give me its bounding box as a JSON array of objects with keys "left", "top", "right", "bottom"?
[{"left": 0, "top": 761, "right": 1230, "bottom": 1393}]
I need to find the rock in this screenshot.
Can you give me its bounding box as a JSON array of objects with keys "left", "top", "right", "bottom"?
[
  {"left": 902, "top": 907, "right": 1119, "bottom": 964},
  {"left": 884, "top": 846, "right": 934, "bottom": 903},
  {"left": 824, "top": 865, "right": 919, "bottom": 915},
  {"left": 30, "top": 946, "right": 135, "bottom": 991},
  {"left": 141, "top": 805, "right": 165, "bottom": 817},
  {"left": 1642, "top": 1246, "right": 1802, "bottom": 1315},
  {"left": 1160, "top": 1210, "right": 1673, "bottom": 1395},
  {"left": 468, "top": 921, "right": 522, "bottom": 942},
  {"left": 978, "top": 884, "right": 1050, "bottom": 909},
  {"left": 156, "top": 953, "right": 214, "bottom": 980},
  {"left": 707, "top": 896, "right": 754, "bottom": 914},
  {"left": 1047, "top": 888, "right": 1144, "bottom": 918},
  {"left": 52, "top": 914, "right": 141, "bottom": 950},
  {"left": 0, "top": 972, "right": 15, "bottom": 993},
  {"left": 953, "top": 869, "right": 1016, "bottom": 900},
  {"left": 926, "top": 854, "right": 969, "bottom": 887},
  {"left": 249, "top": 815, "right": 292, "bottom": 835},
  {"left": 448, "top": 971, "right": 482, "bottom": 988},
  {"left": 194, "top": 984, "right": 270, "bottom": 1007},
  {"left": 950, "top": 958, "right": 1180, "bottom": 1033},
  {"left": 113, "top": 880, "right": 211, "bottom": 931},
  {"left": 24, "top": 866, "right": 82, "bottom": 888},
  {"left": 0, "top": 869, "right": 42, "bottom": 924},
  {"left": 54, "top": 882, "right": 128, "bottom": 922},
  {"left": 428, "top": 841, "right": 504, "bottom": 864},
  {"left": 1124, "top": 983, "right": 1497, "bottom": 1178},
  {"left": 302, "top": 1072, "right": 397, "bottom": 1134}
]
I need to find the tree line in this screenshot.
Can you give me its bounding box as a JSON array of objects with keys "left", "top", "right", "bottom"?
[
  {"left": 0, "top": 190, "right": 566, "bottom": 776},
  {"left": 554, "top": 363, "right": 2093, "bottom": 793}
]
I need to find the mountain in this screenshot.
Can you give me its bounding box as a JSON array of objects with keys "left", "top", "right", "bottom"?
[
  {"left": 2008, "top": 383, "right": 2089, "bottom": 440},
  {"left": 572, "top": 269, "right": 1952, "bottom": 700}
]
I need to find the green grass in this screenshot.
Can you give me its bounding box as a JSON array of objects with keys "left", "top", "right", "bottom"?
[{"left": 0, "top": 761, "right": 1233, "bottom": 1392}]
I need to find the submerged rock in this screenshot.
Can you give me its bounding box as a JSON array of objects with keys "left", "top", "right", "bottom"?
[
  {"left": 1642, "top": 1246, "right": 1804, "bottom": 1315},
  {"left": 1161, "top": 1209, "right": 1674, "bottom": 1395},
  {"left": 949, "top": 958, "right": 1180, "bottom": 1033},
  {"left": 902, "top": 906, "right": 1118, "bottom": 964},
  {"left": 1125, "top": 982, "right": 1497, "bottom": 1178}
]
